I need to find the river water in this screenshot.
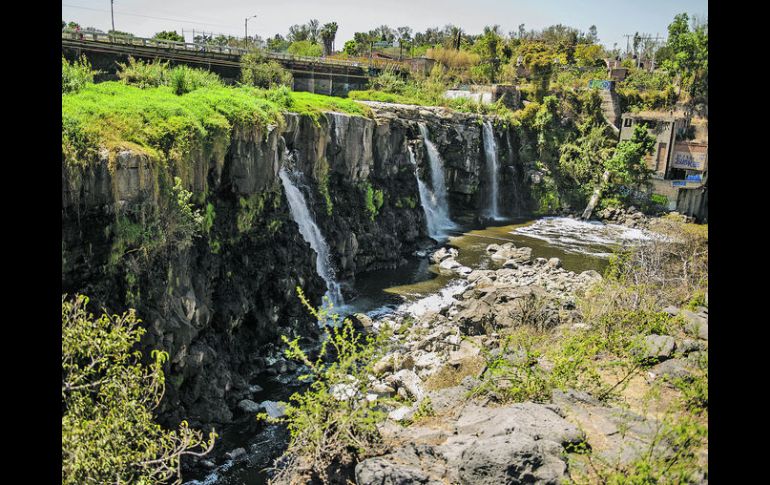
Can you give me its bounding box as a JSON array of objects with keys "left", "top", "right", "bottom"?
[{"left": 185, "top": 215, "right": 662, "bottom": 484}]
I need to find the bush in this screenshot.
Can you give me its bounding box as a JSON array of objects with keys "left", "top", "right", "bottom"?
[
  {"left": 287, "top": 40, "right": 323, "bottom": 57},
  {"left": 263, "top": 288, "right": 393, "bottom": 483},
  {"left": 62, "top": 55, "right": 96, "bottom": 94},
  {"left": 62, "top": 294, "right": 215, "bottom": 484},
  {"left": 168, "top": 65, "right": 222, "bottom": 95},
  {"left": 241, "top": 50, "right": 293, "bottom": 88},
  {"left": 117, "top": 56, "right": 170, "bottom": 88}
]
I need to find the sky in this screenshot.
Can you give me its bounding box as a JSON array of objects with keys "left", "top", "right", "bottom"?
[{"left": 62, "top": 0, "right": 708, "bottom": 51}]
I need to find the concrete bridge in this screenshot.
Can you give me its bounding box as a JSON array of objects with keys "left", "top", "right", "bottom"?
[{"left": 62, "top": 30, "right": 405, "bottom": 96}]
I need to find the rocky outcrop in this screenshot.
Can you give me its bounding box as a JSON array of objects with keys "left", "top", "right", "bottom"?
[{"left": 61, "top": 104, "right": 536, "bottom": 430}]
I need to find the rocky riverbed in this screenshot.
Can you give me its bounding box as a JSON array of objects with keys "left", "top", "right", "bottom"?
[{"left": 350, "top": 239, "right": 708, "bottom": 484}]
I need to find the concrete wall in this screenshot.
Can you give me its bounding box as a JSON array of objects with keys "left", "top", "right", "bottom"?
[
  {"left": 677, "top": 186, "right": 708, "bottom": 222},
  {"left": 619, "top": 114, "right": 683, "bottom": 178}
]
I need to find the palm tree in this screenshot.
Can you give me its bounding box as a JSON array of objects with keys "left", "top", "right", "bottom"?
[{"left": 321, "top": 22, "right": 338, "bottom": 56}]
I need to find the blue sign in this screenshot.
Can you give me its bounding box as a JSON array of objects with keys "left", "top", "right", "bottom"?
[
  {"left": 686, "top": 174, "right": 702, "bottom": 182},
  {"left": 672, "top": 181, "right": 686, "bottom": 187},
  {"left": 587, "top": 79, "right": 612, "bottom": 90}
]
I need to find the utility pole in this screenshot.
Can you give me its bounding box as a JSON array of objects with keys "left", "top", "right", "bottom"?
[
  {"left": 111, "top": 0, "right": 115, "bottom": 32},
  {"left": 245, "top": 14, "right": 257, "bottom": 46}
]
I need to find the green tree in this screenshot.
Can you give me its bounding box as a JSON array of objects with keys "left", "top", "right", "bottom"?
[
  {"left": 471, "top": 25, "right": 503, "bottom": 82},
  {"left": 605, "top": 124, "right": 655, "bottom": 189},
  {"left": 288, "top": 40, "right": 323, "bottom": 57},
  {"left": 240, "top": 50, "right": 293, "bottom": 88},
  {"left": 153, "top": 30, "right": 185, "bottom": 42},
  {"left": 343, "top": 39, "right": 359, "bottom": 56},
  {"left": 663, "top": 13, "right": 708, "bottom": 120},
  {"left": 320, "top": 22, "right": 339, "bottom": 56},
  {"left": 62, "top": 294, "right": 215, "bottom": 484},
  {"left": 520, "top": 42, "right": 557, "bottom": 101}
]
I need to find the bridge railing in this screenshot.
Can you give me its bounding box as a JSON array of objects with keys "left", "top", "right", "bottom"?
[{"left": 62, "top": 29, "right": 407, "bottom": 73}]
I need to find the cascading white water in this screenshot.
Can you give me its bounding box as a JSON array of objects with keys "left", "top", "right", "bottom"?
[
  {"left": 278, "top": 167, "right": 344, "bottom": 308},
  {"left": 407, "top": 147, "right": 440, "bottom": 238},
  {"left": 482, "top": 121, "right": 501, "bottom": 219},
  {"left": 417, "top": 123, "right": 456, "bottom": 238}
]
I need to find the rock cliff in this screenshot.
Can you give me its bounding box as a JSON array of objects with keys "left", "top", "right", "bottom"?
[{"left": 61, "top": 105, "right": 535, "bottom": 428}]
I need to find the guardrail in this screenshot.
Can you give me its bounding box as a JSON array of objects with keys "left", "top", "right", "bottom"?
[{"left": 62, "top": 29, "right": 406, "bottom": 73}]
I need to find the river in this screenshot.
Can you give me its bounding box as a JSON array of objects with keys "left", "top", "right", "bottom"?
[{"left": 184, "top": 215, "right": 661, "bottom": 484}]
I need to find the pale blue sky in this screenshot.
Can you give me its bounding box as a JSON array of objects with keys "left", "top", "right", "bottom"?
[{"left": 62, "top": 0, "right": 707, "bottom": 50}]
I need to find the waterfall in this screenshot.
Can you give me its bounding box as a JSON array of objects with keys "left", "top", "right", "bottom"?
[
  {"left": 278, "top": 167, "right": 344, "bottom": 308},
  {"left": 417, "top": 123, "right": 456, "bottom": 239},
  {"left": 408, "top": 146, "right": 440, "bottom": 238},
  {"left": 482, "top": 121, "right": 501, "bottom": 219}
]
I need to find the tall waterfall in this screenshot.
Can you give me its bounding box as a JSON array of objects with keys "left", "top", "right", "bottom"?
[
  {"left": 408, "top": 147, "right": 440, "bottom": 238},
  {"left": 482, "top": 121, "right": 501, "bottom": 219},
  {"left": 278, "top": 167, "right": 344, "bottom": 308},
  {"left": 417, "top": 123, "right": 456, "bottom": 239}
]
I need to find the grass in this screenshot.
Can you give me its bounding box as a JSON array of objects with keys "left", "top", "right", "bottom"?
[{"left": 62, "top": 82, "right": 372, "bottom": 167}]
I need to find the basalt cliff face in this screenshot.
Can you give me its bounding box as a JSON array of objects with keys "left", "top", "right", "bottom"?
[{"left": 61, "top": 104, "right": 536, "bottom": 428}]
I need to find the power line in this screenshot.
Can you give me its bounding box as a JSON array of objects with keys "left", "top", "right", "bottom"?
[{"left": 62, "top": 3, "right": 233, "bottom": 28}]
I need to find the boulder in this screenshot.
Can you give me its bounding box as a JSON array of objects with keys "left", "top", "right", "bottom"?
[
  {"left": 386, "top": 369, "right": 425, "bottom": 401},
  {"left": 225, "top": 447, "right": 247, "bottom": 461},
  {"left": 640, "top": 335, "right": 677, "bottom": 360},
  {"left": 355, "top": 456, "right": 443, "bottom": 485},
  {"left": 547, "top": 257, "right": 562, "bottom": 269},
  {"left": 259, "top": 400, "right": 287, "bottom": 419},
  {"left": 681, "top": 310, "right": 708, "bottom": 340},
  {"left": 237, "top": 399, "right": 261, "bottom": 414}
]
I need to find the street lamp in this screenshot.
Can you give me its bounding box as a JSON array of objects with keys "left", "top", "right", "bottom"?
[{"left": 245, "top": 14, "right": 257, "bottom": 45}]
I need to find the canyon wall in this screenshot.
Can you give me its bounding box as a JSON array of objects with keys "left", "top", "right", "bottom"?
[{"left": 61, "top": 104, "right": 535, "bottom": 428}]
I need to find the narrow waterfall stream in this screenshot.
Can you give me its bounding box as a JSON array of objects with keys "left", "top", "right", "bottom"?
[
  {"left": 278, "top": 167, "right": 344, "bottom": 309},
  {"left": 482, "top": 121, "right": 501, "bottom": 219},
  {"left": 417, "top": 123, "right": 457, "bottom": 239}
]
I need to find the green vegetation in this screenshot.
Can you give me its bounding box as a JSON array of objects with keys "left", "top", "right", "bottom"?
[
  {"left": 62, "top": 55, "right": 97, "bottom": 94},
  {"left": 62, "top": 79, "right": 369, "bottom": 167},
  {"left": 240, "top": 50, "right": 294, "bottom": 89},
  {"left": 362, "top": 181, "right": 384, "bottom": 220},
  {"left": 260, "top": 288, "right": 395, "bottom": 483},
  {"left": 153, "top": 30, "right": 185, "bottom": 42},
  {"left": 469, "top": 220, "right": 708, "bottom": 481},
  {"left": 62, "top": 294, "right": 215, "bottom": 484}
]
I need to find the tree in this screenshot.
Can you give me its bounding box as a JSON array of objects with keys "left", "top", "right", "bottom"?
[
  {"left": 241, "top": 50, "right": 293, "bottom": 88},
  {"left": 396, "top": 26, "right": 413, "bottom": 59},
  {"left": 471, "top": 25, "right": 503, "bottom": 83},
  {"left": 343, "top": 39, "right": 359, "bottom": 56},
  {"left": 307, "top": 19, "right": 321, "bottom": 44},
  {"left": 288, "top": 24, "right": 310, "bottom": 42},
  {"left": 288, "top": 40, "right": 323, "bottom": 57},
  {"left": 604, "top": 124, "right": 655, "bottom": 189},
  {"left": 153, "top": 30, "right": 184, "bottom": 42},
  {"left": 663, "top": 13, "right": 708, "bottom": 120},
  {"left": 267, "top": 34, "right": 290, "bottom": 52},
  {"left": 62, "top": 294, "right": 215, "bottom": 484},
  {"left": 320, "top": 22, "right": 339, "bottom": 56}
]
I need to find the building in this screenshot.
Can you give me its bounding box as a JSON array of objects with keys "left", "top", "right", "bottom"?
[
  {"left": 406, "top": 57, "right": 436, "bottom": 76},
  {"left": 619, "top": 111, "right": 708, "bottom": 211},
  {"left": 619, "top": 112, "right": 687, "bottom": 179},
  {"left": 443, "top": 84, "right": 521, "bottom": 109}
]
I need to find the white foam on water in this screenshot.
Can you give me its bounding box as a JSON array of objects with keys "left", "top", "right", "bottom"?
[
  {"left": 396, "top": 280, "right": 469, "bottom": 317},
  {"left": 513, "top": 217, "right": 667, "bottom": 257}
]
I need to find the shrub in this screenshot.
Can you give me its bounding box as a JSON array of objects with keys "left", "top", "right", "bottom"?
[
  {"left": 363, "top": 182, "right": 384, "bottom": 221},
  {"left": 168, "top": 65, "right": 222, "bottom": 95},
  {"left": 116, "top": 56, "right": 170, "bottom": 88},
  {"left": 62, "top": 55, "right": 96, "bottom": 94},
  {"left": 62, "top": 294, "right": 215, "bottom": 484},
  {"left": 425, "top": 47, "right": 480, "bottom": 70},
  {"left": 263, "top": 288, "right": 393, "bottom": 483},
  {"left": 241, "top": 50, "right": 293, "bottom": 88}
]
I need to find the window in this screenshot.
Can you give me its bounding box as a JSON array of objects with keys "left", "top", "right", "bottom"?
[{"left": 623, "top": 118, "right": 633, "bottom": 127}]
